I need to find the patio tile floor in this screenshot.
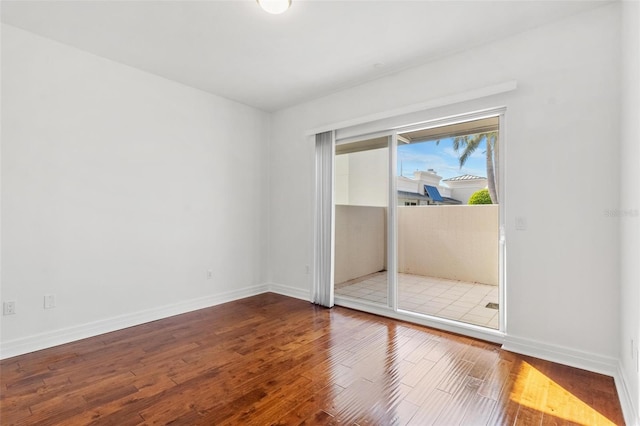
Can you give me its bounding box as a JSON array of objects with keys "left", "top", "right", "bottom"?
[{"left": 335, "top": 271, "right": 499, "bottom": 329}]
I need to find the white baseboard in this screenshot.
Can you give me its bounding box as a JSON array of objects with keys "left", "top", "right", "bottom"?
[
  {"left": 502, "top": 335, "right": 618, "bottom": 377},
  {"left": 615, "top": 362, "right": 640, "bottom": 426},
  {"left": 0, "top": 284, "right": 269, "bottom": 359},
  {"left": 267, "top": 282, "right": 310, "bottom": 301}
]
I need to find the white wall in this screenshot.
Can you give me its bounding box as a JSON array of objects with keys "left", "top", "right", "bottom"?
[
  {"left": 619, "top": 1, "right": 640, "bottom": 423},
  {"left": 0, "top": 25, "right": 270, "bottom": 356},
  {"left": 339, "top": 148, "right": 389, "bottom": 207},
  {"left": 448, "top": 181, "right": 488, "bottom": 205},
  {"left": 334, "top": 205, "right": 386, "bottom": 284},
  {"left": 269, "top": 3, "right": 620, "bottom": 372},
  {"left": 397, "top": 176, "right": 420, "bottom": 194},
  {"left": 334, "top": 155, "right": 350, "bottom": 205}
]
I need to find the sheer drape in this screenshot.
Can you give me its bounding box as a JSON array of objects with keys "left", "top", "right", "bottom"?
[{"left": 313, "top": 131, "right": 334, "bottom": 307}]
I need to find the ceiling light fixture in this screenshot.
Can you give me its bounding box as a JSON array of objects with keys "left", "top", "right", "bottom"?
[{"left": 257, "top": 0, "right": 291, "bottom": 15}]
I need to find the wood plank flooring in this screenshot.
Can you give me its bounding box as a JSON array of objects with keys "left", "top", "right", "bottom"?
[{"left": 0, "top": 293, "right": 625, "bottom": 425}]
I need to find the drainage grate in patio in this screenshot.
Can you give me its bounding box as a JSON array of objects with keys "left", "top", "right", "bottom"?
[{"left": 485, "top": 302, "right": 499, "bottom": 310}]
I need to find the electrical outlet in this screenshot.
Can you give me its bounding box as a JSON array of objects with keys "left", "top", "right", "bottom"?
[
  {"left": 207, "top": 269, "right": 213, "bottom": 279},
  {"left": 305, "top": 265, "right": 310, "bottom": 274},
  {"left": 44, "top": 294, "right": 56, "bottom": 309},
  {"left": 3, "top": 301, "right": 16, "bottom": 315}
]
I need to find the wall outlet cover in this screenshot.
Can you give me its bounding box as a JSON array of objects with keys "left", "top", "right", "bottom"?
[
  {"left": 44, "top": 294, "right": 56, "bottom": 309},
  {"left": 3, "top": 301, "right": 16, "bottom": 315}
]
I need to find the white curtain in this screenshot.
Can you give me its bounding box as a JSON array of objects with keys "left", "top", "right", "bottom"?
[{"left": 313, "top": 131, "right": 335, "bottom": 307}]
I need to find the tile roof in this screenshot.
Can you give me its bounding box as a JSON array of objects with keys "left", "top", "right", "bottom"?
[{"left": 442, "top": 174, "right": 486, "bottom": 181}]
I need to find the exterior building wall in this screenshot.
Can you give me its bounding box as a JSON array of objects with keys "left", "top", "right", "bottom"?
[
  {"left": 450, "top": 185, "right": 486, "bottom": 204},
  {"left": 398, "top": 205, "right": 499, "bottom": 286},
  {"left": 334, "top": 205, "right": 498, "bottom": 286},
  {"left": 334, "top": 205, "right": 386, "bottom": 284}
]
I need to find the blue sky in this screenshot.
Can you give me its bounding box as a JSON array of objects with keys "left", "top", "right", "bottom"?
[{"left": 397, "top": 137, "right": 487, "bottom": 180}]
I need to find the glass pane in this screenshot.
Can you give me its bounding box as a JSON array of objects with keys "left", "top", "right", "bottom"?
[
  {"left": 396, "top": 118, "right": 500, "bottom": 329},
  {"left": 334, "top": 141, "right": 389, "bottom": 306}
]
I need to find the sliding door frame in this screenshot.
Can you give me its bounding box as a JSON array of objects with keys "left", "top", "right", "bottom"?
[
  {"left": 330, "top": 106, "right": 507, "bottom": 344},
  {"left": 388, "top": 134, "right": 399, "bottom": 312}
]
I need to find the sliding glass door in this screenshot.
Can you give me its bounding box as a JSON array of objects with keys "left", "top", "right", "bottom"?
[
  {"left": 395, "top": 117, "right": 500, "bottom": 329},
  {"left": 331, "top": 111, "right": 503, "bottom": 332},
  {"left": 334, "top": 137, "right": 389, "bottom": 307}
]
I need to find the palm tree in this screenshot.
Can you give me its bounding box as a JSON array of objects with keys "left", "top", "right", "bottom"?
[{"left": 451, "top": 132, "right": 499, "bottom": 204}]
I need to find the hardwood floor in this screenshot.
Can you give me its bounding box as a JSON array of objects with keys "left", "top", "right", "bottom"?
[{"left": 0, "top": 293, "right": 625, "bottom": 425}]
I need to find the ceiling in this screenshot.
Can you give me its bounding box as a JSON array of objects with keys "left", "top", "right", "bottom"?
[{"left": 1, "top": 0, "right": 609, "bottom": 112}]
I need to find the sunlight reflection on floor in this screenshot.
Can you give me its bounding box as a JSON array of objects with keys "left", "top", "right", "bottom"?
[{"left": 510, "top": 361, "right": 617, "bottom": 425}]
